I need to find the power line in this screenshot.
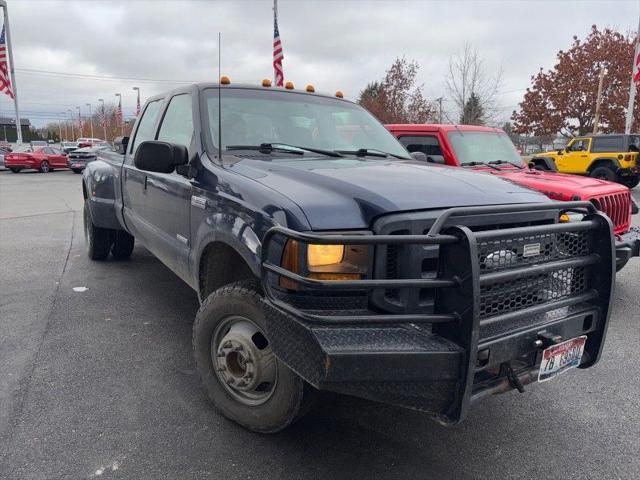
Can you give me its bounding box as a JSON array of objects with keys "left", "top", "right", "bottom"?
[{"left": 14, "top": 68, "right": 202, "bottom": 84}]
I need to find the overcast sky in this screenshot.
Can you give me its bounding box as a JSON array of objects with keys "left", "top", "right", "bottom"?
[{"left": 0, "top": 0, "right": 638, "bottom": 128}]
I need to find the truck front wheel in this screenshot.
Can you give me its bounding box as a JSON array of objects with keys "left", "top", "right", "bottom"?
[
  {"left": 83, "top": 199, "right": 112, "bottom": 260},
  {"left": 589, "top": 165, "right": 616, "bottom": 182},
  {"left": 193, "top": 281, "right": 314, "bottom": 433}
]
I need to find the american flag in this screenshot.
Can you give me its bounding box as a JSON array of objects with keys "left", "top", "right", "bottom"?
[
  {"left": 272, "top": 0, "right": 284, "bottom": 87},
  {"left": 634, "top": 51, "right": 640, "bottom": 84},
  {"left": 0, "top": 25, "right": 14, "bottom": 99},
  {"left": 99, "top": 104, "right": 107, "bottom": 128},
  {"left": 115, "top": 97, "right": 123, "bottom": 125}
]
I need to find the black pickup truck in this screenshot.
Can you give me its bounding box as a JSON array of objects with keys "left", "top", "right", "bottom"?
[{"left": 83, "top": 81, "right": 615, "bottom": 433}]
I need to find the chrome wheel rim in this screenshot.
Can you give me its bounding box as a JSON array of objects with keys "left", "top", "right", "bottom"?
[
  {"left": 212, "top": 315, "right": 277, "bottom": 406},
  {"left": 41, "top": 161, "right": 49, "bottom": 172}
]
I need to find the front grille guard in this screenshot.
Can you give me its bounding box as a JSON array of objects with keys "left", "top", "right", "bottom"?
[
  {"left": 261, "top": 202, "right": 615, "bottom": 422},
  {"left": 261, "top": 202, "right": 612, "bottom": 325}
]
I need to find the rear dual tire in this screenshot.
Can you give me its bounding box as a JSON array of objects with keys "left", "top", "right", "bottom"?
[{"left": 83, "top": 199, "right": 135, "bottom": 260}]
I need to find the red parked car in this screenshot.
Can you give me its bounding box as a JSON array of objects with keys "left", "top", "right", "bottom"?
[
  {"left": 4, "top": 145, "right": 69, "bottom": 173},
  {"left": 386, "top": 124, "right": 640, "bottom": 270}
]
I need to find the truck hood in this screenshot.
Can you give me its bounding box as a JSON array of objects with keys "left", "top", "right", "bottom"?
[
  {"left": 482, "top": 168, "right": 628, "bottom": 201},
  {"left": 228, "top": 157, "right": 549, "bottom": 230}
]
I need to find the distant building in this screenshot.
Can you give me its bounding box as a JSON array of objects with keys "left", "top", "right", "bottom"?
[{"left": 0, "top": 117, "right": 32, "bottom": 142}]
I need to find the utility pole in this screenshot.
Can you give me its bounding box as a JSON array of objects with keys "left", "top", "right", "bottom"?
[
  {"left": 625, "top": 15, "right": 640, "bottom": 134},
  {"left": 0, "top": 1, "right": 22, "bottom": 144},
  {"left": 435, "top": 97, "right": 444, "bottom": 124},
  {"left": 55, "top": 113, "right": 62, "bottom": 142},
  {"left": 98, "top": 98, "right": 107, "bottom": 141},
  {"left": 67, "top": 109, "right": 75, "bottom": 140},
  {"left": 76, "top": 106, "right": 82, "bottom": 137},
  {"left": 61, "top": 112, "right": 68, "bottom": 140},
  {"left": 593, "top": 68, "right": 605, "bottom": 134},
  {"left": 86, "top": 102, "right": 94, "bottom": 139}
]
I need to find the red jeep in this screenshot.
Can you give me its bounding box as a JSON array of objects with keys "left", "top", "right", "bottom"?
[{"left": 386, "top": 124, "right": 640, "bottom": 270}]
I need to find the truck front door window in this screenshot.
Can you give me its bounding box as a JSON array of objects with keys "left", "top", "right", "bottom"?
[
  {"left": 397, "top": 135, "right": 445, "bottom": 163},
  {"left": 129, "top": 99, "right": 163, "bottom": 159},
  {"left": 157, "top": 94, "right": 194, "bottom": 153}
]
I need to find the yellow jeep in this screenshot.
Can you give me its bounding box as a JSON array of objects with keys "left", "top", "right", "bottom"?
[{"left": 531, "top": 134, "right": 640, "bottom": 188}]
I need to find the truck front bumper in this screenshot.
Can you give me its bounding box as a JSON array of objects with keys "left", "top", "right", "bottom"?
[
  {"left": 261, "top": 202, "right": 615, "bottom": 425},
  {"left": 616, "top": 226, "right": 640, "bottom": 268}
]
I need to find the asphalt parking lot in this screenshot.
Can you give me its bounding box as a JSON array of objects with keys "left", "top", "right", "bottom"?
[{"left": 0, "top": 169, "right": 638, "bottom": 480}]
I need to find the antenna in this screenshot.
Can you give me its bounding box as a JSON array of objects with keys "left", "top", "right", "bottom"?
[{"left": 217, "top": 32, "right": 222, "bottom": 160}]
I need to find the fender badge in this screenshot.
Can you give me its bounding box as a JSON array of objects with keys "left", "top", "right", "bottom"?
[{"left": 523, "top": 243, "right": 541, "bottom": 258}]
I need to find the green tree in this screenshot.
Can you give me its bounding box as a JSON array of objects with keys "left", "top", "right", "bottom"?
[{"left": 460, "top": 92, "right": 484, "bottom": 125}]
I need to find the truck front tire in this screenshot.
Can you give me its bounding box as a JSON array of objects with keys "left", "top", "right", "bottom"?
[
  {"left": 589, "top": 165, "right": 616, "bottom": 182},
  {"left": 84, "top": 199, "right": 112, "bottom": 260},
  {"left": 193, "top": 281, "right": 315, "bottom": 433}
]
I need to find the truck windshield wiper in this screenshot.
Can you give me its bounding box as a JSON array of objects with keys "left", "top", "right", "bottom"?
[
  {"left": 461, "top": 161, "right": 501, "bottom": 171},
  {"left": 226, "top": 143, "right": 343, "bottom": 158},
  {"left": 488, "top": 159, "right": 525, "bottom": 170},
  {"left": 335, "top": 148, "right": 409, "bottom": 160}
]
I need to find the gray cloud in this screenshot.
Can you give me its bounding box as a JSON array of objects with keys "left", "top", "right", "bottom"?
[{"left": 1, "top": 0, "right": 637, "bottom": 127}]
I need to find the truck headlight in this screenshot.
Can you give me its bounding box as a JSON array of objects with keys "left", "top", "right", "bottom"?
[
  {"left": 280, "top": 238, "right": 369, "bottom": 289},
  {"left": 560, "top": 212, "right": 585, "bottom": 223},
  {"left": 307, "top": 244, "right": 344, "bottom": 266}
]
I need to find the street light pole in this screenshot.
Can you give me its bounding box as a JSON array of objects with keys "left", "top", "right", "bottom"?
[
  {"left": 133, "top": 86, "right": 140, "bottom": 116},
  {"left": 98, "top": 98, "right": 107, "bottom": 141},
  {"left": 86, "top": 103, "right": 94, "bottom": 139},
  {"left": 67, "top": 109, "right": 75, "bottom": 140}
]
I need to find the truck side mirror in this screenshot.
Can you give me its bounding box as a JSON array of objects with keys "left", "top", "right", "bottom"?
[
  {"left": 134, "top": 141, "right": 189, "bottom": 174},
  {"left": 410, "top": 151, "right": 428, "bottom": 162},
  {"left": 426, "top": 155, "right": 445, "bottom": 165},
  {"left": 114, "top": 136, "right": 129, "bottom": 155}
]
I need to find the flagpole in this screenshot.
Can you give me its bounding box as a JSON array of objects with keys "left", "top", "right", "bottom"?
[
  {"left": 625, "top": 15, "right": 640, "bottom": 134},
  {"left": 273, "top": 0, "right": 277, "bottom": 85},
  {"left": 1, "top": 1, "right": 22, "bottom": 144}
]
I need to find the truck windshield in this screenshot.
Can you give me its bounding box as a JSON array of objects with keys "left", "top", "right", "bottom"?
[
  {"left": 203, "top": 88, "right": 409, "bottom": 159},
  {"left": 447, "top": 131, "right": 524, "bottom": 167}
]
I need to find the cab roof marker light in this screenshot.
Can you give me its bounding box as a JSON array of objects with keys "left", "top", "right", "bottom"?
[
  {"left": 335, "top": 91, "right": 344, "bottom": 98},
  {"left": 262, "top": 79, "right": 272, "bottom": 87},
  {"left": 306, "top": 84, "right": 315, "bottom": 93},
  {"left": 285, "top": 81, "right": 294, "bottom": 90},
  {"left": 220, "top": 76, "right": 231, "bottom": 85}
]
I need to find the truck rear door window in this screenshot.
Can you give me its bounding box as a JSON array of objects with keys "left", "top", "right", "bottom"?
[
  {"left": 157, "top": 94, "right": 194, "bottom": 152},
  {"left": 129, "top": 99, "right": 163, "bottom": 158},
  {"left": 591, "top": 136, "right": 623, "bottom": 153}
]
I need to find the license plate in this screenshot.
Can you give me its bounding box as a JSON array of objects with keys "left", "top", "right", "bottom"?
[{"left": 538, "top": 336, "right": 587, "bottom": 382}]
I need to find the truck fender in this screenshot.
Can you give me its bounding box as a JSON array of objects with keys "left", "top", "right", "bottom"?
[
  {"left": 82, "top": 160, "right": 122, "bottom": 230},
  {"left": 530, "top": 157, "right": 558, "bottom": 171},
  {"left": 587, "top": 157, "right": 621, "bottom": 173},
  {"left": 192, "top": 213, "right": 267, "bottom": 299}
]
